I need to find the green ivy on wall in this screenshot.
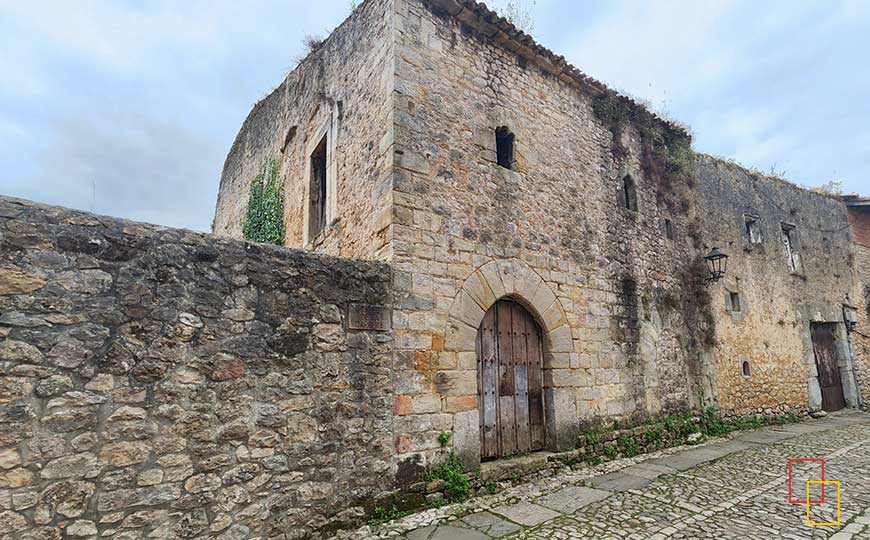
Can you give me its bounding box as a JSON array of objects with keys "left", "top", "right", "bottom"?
[{"left": 242, "top": 157, "right": 285, "bottom": 245}]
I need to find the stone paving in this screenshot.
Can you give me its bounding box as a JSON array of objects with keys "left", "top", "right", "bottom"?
[{"left": 347, "top": 411, "right": 870, "bottom": 540}]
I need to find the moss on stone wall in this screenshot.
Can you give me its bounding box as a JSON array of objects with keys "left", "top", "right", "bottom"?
[
  {"left": 577, "top": 408, "right": 802, "bottom": 463},
  {"left": 592, "top": 93, "right": 717, "bottom": 371}
]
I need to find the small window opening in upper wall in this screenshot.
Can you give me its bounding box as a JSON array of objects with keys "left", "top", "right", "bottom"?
[
  {"left": 309, "top": 135, "right": 328, "bottom": 239},
  {"left": 742, "top": 360, "right": 751, "bottom": 377},
  {"left": 664, "top": 218, "right": 674, "bottom": 240},
  {"left": 281, "top": 126, "right": 298, "bottom": 154},
  {"left": 781, "top": 223, "right": 802, "bottom": 274},
  {"left": 744, "top": 215, "right": 763, "bottom": 244},
  {"left": 495, "top": 126, "right": 515, "bottom": 170},
  {"left": 621, "top": 175, "right": 637, "bottom": 211},
  {"left": 729, "top": 291, "right": 742, "bottom": 312}
]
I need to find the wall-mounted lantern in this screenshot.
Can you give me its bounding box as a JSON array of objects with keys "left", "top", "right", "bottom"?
[{"left": 704, "top": 247, "right": 728, "bottom": 282}]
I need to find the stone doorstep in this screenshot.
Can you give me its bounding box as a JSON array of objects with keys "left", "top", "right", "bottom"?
[{"left": 478, "top": 451, "right": 560, "bottom": 483}]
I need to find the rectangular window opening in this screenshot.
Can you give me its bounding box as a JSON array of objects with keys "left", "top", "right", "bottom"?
[
  {"left": 309, "top": 135, "right": 328, "bottom": 240},
  {"left": 496, "top": 126, "right": 515, "bottom": 170},
  {"left": 781, "top": 223, "right": 802, "bottom": 274},
  {"left": 664, "top": 218, "right": 674, "bottom": 240},
  {"left": 744, "top": 216, "right": 763, "bottom": 244},
  {"left": 729, "top": 291, "right": 741, "bottom": 312}
]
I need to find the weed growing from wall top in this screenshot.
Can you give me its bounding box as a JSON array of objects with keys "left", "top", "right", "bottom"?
[{"left": 242, "top": 157, "right": 285, "bottom": 245}]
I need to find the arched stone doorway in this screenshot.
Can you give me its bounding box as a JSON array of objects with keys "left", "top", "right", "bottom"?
[
  {"left": 443, "top": 258, "right": 575, "bottom": 469},
  {"left": 477, "top": 299, "right": 545, "bottom": 458}
]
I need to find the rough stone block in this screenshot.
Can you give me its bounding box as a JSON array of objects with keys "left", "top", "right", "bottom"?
[
  {"left": 546, "top": 324, "right": 573, "bottom": 353},
  {"left": 452, "top": 410, "right": 480, "bottom": 471},
  {"left": 478, "top": 262, "right": 506, "bottom": 299},
  {"left": 445, "top": 320, "right": 477, "bottom": 352},
  {"left": 545, "top": 387, "right": 578, "bottom": 451},
  {"left": 463, "top": 271, "right": 496, "bottom": 311},
  {"left": 449, "top": 291, "right": 485, "bottom": 328}
]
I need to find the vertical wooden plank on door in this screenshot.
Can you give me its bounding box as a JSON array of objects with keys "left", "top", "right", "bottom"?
[
  {"left": 496, "top": 301, "right": 517, "bottom": 456},
  {"left": 475, "top": 317, "right": 484, "bottom": 458},
  {"left": 526, "top": 312, "right": 545, "bottom": 450},
  {"left": 478, "top": 307, "right": 499, "bottom": 458},
  {"left": 512, "top": 303, "right": 531, "bottom": 453}
]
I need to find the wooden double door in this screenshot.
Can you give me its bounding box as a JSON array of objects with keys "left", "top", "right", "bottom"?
[
  {"left": 811, "top": 323, "right": 846, "bottom": 412},
  {"left": 476, "top": 300, "right": 545, "bottom": 459}
]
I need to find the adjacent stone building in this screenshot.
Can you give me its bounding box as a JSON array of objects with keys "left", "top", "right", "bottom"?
[
  {"left": 214, "top": 0, "right": 864, "bottom": 479},
  {"left": 696, "top": 160, "right": 863, "bottom": 415},
  {"left": 845, "top": 195, "right": 870, "bottom": 407}
]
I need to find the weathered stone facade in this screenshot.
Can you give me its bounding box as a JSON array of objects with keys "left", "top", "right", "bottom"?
[
  {"left": 695, "top": 157, "right": 861, "bottom": 415},
  {"left": 213, "top": 0, "right": 866, "bottom": 477},
  {"left": 213, "top": 0, "right": 395, "bottom": 260},
  {"left": 0, "top": 196, "right": 395, "bottom": 538},
  {"left": 387, "top": 0, "right": 714, "bottom": 471},
  {"left": 845, "top": 196, "right": 870, "bottom": 406}
]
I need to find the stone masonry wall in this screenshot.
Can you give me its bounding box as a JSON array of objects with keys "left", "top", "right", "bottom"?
[
  {"left": 213, "top": 0, "right": 395, "bottom": 261},
  {"left": 694, "top": 156, "right": 861, "bottom": 415},
  {"left": 0, "top": 197, "right": 395, "bottom": 539},
  {"left": 388, "top": 0, "right": 712, "bottom": 470},
  {"left": 848, "top": 206, "right": 870, "bottom": 404},
  {"left": 211, "top": 0, "right": 864, "bottom": 477}
]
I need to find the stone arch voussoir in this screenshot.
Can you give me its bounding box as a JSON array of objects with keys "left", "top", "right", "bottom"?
[
  {"left": 444, "top": 258, "right": 577, "bottom": 465},
  {"left": 444, "top": 258, "right": 573, "bottom": 357}
]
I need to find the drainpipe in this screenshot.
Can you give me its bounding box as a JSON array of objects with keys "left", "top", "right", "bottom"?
[{"left": 843, "top": 305, "right": 863, "bottom": 408}]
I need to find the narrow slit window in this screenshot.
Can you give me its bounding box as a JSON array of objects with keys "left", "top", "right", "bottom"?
[
  {"left": 309, "top": 135, "right": 328, "bottom": 239},
  {"left": 781, "top": 224, "right": 802, "bottom": 274},
  {"left": 742, "top": 360, "right": 751, "bottom": 377},
  {"left": 495, "top": 126, "right": 515, "bottom": 170},
  {"left": 664, "top": 218, "right": 674, "bottom": 240},
  {"left": 744, "top": 216, "right": 763, "bottom": 244},
  {"left": 621, "top": 175, "right": 637, "bottom": 211}
]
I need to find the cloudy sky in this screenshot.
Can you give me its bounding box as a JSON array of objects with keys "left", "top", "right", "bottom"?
[{"left": 1, "top": 0, "right": 868, "bottom": 232}]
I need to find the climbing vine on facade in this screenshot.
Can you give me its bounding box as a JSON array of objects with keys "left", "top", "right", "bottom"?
[{"left": 242, "top": 157, "right": 285, "bottom": 245}]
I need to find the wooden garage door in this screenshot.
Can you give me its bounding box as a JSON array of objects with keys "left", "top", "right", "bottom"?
[
  {"left": 476, "top": 300, "right": 544, "bottom": 459},
  {"left": 811, "top": 322, "right": 846, "bottom": 412}
]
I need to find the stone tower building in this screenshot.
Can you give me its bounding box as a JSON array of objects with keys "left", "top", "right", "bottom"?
[{"left": 214, "top": 0, "right": 865, "bottom": 470}]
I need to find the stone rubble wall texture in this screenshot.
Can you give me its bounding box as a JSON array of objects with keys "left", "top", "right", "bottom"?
[
  {"left": 0, "top": 197, "right": 396, "bottom": 539},
  {"left": 212, "top": 0, "right": 395, "bottom": 260},
  {"left": 848, "top": 206, "right": 870, "bottom": 403},
  {"left": 694, "top": 156, "right": 861, "bottom": 415}
]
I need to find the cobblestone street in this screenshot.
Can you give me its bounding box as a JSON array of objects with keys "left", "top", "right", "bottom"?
[{"left": 355, "top": 412, "right": 870, "bottom": 540}]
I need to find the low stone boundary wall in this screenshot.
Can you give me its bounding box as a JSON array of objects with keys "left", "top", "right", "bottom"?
[
  {"left": 577, "top": 408, "right": 806, "bottom": 463},
  {"left": 0, "top": 197, "right": 394, "bottom": 539}
]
